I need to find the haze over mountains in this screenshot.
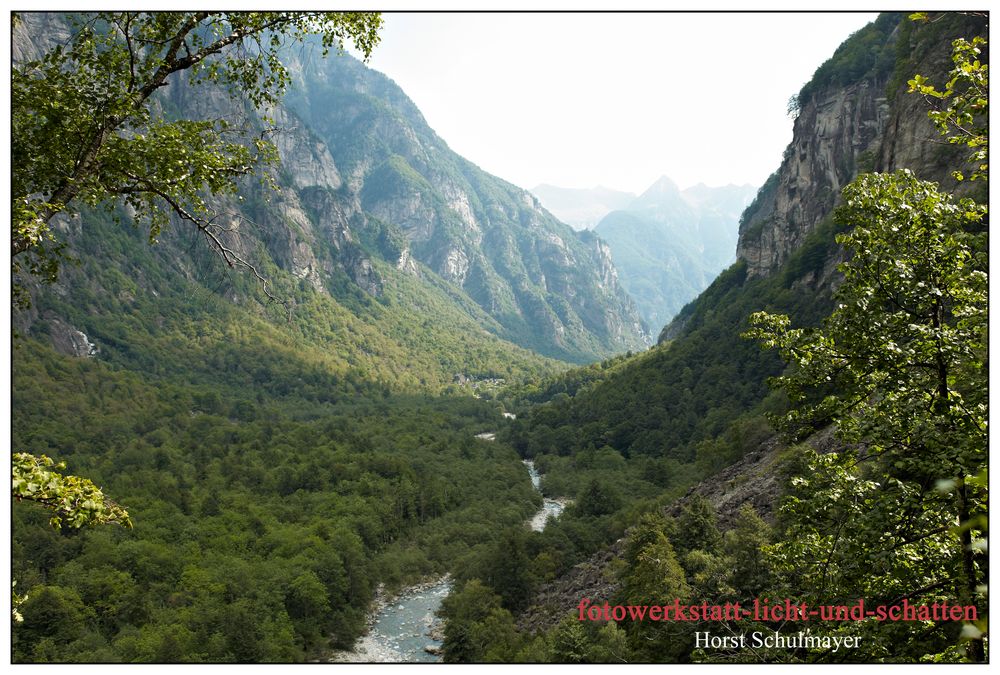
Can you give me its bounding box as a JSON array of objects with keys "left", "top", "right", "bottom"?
[
  {"left": 510, "top": 17, "right": 987, "bottom": 663},
  {"left": 529, "top": 184, "right": 636, "bottom": 231},
  {"left": 533, "top": 178, "right": 756, "bottom": 331}
]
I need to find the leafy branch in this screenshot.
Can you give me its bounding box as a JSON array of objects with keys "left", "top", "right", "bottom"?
[{"left": 12, "top": 452, "right": 133, "bottom": 530}]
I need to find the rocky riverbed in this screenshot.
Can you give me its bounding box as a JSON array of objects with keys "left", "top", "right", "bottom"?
[
  {"left": 329, "top": 455, "right": 566, "bottom": 662},
  {"left": 328, "top": 576, "right": 452, "bottom": 662}
]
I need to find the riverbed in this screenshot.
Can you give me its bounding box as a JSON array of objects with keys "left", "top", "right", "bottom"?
[
  {"left": 329, "top": 578, "right": 452, "bottom": 662},
  {"left": 524, "top": 459, "right": 568, "bottom": 531},
  {"left": 329, "top": 456, "right": 563, "bottom": 662}
]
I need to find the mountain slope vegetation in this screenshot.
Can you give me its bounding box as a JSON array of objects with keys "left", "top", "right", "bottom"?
[
  {"left": 594, "top": 178, "right": 756, "bottom": 332},
  {"left": 10, "top": 10, "right": 987, "bottom": 666},
  {"left": 9, "top": 11, "right": 611, "bottom": 662},
  {"left": 468, "top": 11, "right": 988, "bottom": 664}
]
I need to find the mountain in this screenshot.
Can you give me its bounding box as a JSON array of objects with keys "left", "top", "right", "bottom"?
[
  {"left": 280, "top": 51, "right": 649, "bottom": 360},
  {"left": 12, "top": 11, "right": 987, "bottom": 665},
  {"left": 529, "top": 184, "right": 637, "bottom": 231},
  {"left": 593, "top": 177, "right": 756, "bottom": 332},
  {"left": 13, "top": 15, "right": 648, "bottom": 367},
  {"left": 10, "top": 13, "right": 589, "bottom": 662},
  {"left": 503, "top": 11, "right": 987, "bottom": 647},
  {"left": 513, "top": 9, "right": 957, "bottom": 493}
]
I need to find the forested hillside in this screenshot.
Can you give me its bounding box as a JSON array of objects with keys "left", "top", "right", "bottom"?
[
  {"left": 9, "top": 11, "right": 568, "bottom": 662},
  {"left": 9, "top": 10, "right": 988, "bottom": 666},
  {"left": 281, "top": 43, "right": 650, "bottom": 359},
  {"left": 594, "top": 178, "right": 756, "bottom": 336},
  {"left": 463, "top": 12, "right": 988, "bottom": 663}
]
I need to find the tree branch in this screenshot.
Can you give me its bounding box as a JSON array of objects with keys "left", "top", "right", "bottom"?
[{"left": 120, "top": 170, "right": 290, "bottom": 318}]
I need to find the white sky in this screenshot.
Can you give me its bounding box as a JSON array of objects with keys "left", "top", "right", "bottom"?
[{"left": 351, "top": 12, "right": 881, "bottom": 194}]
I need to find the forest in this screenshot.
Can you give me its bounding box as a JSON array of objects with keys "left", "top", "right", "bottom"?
[{"left": 10, "top": 10, "right": 988, "bottom": 665}]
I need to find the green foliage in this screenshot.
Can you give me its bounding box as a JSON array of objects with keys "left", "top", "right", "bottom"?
[
  {"left": 746, "top": 169, "right": 987, "bottom": 661},
  {"left": 11, "top": 335, "right": 544, "bottom": 662},
  {"left": 737, "top": 171, "right": 779, "bottom": 242},
  {"left": 618, "top": 515, "right": 689, "bottom": 608},
  {"left": 777, "top": 214, "right": 848, "bottom": 286},
  {"left": 12, "top": 452, "right": 132, "bottom": 530},
  {"left": 12, "top": 11, "right": 382, "bottom": 303},
  {"left": 495, "top": 238, "right": 834, "bottom": 585},
  {"left": 12, "top": 581, "right": 27, "bottom": 624},
  {"left": 908, "top": 34, "right": 988, "bottom": 181},
  {"left": 797, "top": 13, "right": 902, "bottom": 105},
  {"left": 747, "top": 170, "right": 987, "bottom": 451},
  {"left": 574, "top": 478, "right": 622, "bottom": 518},
  {"left": 285, "top": 47, "right": 647, "bottom": 362},
  {"left": 478, "top": 528, "right": 536, "bottom": 612},
  {"left": 15, "top": 586, "right": 96, "bottom": 660},
  {"left": 673, "top": 496, "right": 722, "bottom": 556},
  {"left": 438, "top": 579, "right": 509, "bottom": 663},
  {"left": 484, "top": 13, "right": 987, "bottom": 665},
  {"left": 722, "top": 505, "right": 773, "bottom": 599}
]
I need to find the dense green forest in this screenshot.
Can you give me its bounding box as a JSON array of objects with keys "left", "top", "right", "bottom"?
[
  {"left": 11, "top": 173, "right": 564, "bottom": 661},
  {"left": 10, "top": 10, "right": 988, "bottom": 666},
  {"left": 10, "top": 11, "right": 585, "bottom": 663},
  {"left": 13, "top": 332, "right": 546, "bottom": 661},
  {"left": 427, "top": 12, "right": 988, "bottom": 664}
]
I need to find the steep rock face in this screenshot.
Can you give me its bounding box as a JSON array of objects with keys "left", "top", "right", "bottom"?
[
  {"left": 157, "top": 68, "right": 382, "bottom": 298},
  {"left": 517, "top": 12, "right": 987, "bottom": 634},
  {"left": 876, "top": 17, "right": 986, "bottom": 194},
  {"left": 269, "top": 105, "right": 344, "bottom": 192},
  {"left": 15, "top": 14, "right": 646, "bottom": 364},
  {"left": 46, "top": 317, "right": 99, "bottom": 358},
  {"left": 736, "top": 13, "right": 986, "bottom": 284},
  {"left": 736, "top": 78, "right": 891, "bottom": 279},
  {"left": 283, "top": 50, "right": 649, "bottom": 358}
]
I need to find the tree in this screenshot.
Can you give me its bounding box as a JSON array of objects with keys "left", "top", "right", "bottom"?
[
  {"left": 721, "top": 505, "right": 772, "bottom": 599},
  {"left": 614, "top": 512, "right": 691, "bottom": 663},
  {"left": 907, "top": 23, "right": 988, "bottom": 182},
  {"left": 14, "top": 585, "right": 95, "bottom": 660},
  {"left": 11, "top": 452, "right": 133, "bottom": 624},
  {"left": 745, "top": 168, "right": 987, "bottom": 661},
  {"left": 12, "top": 453, "right": 133, "bottom": 531},
  {"left": 481, "top": 527, "right": 535, "bottom": 612},
  {"left": 574, "top": 478, "right": 621, "bottom": 518},
  {"left": 673, "top": 495, "right": 722, "bottom": 556},
  {"left": 12, "top": 11, "right": 382, "bottom": 306},
  {"left": 438, "top": 579, "right": 510, "bottom": 663}
]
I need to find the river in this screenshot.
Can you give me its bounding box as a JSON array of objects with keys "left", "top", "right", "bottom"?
[
  {"left": 524, "top": 459, "right": 569, "bottom": 531},
  {"left": 329, "top": 456, "right": 564, "bottom": 662},
  {"left": 329, "top": 578, "right": 452, "bottom": 662}
]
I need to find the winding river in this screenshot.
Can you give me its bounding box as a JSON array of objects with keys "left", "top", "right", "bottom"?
[
  {"left": 330, "top": 456, "right": 564, "bottom": 662},
  {"left": 524, "top": 459, "right": 569, "bottom": 531}
]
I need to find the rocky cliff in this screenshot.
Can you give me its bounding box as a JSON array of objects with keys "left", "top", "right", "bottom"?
[
  {"left": 13, "top": 13, "right": 648, "bottom": 365},
  {"left": 281, "top": 48, "right": 649, "bottom": 359},
  {"left": 735, "top": 15, "right": 898, "bottom": 279},
  {"left": 735, "top": 12, "right": 986, "bottom": 283},
  {"left": 520, "top": 11, "right": 988, "bottom": 635}
]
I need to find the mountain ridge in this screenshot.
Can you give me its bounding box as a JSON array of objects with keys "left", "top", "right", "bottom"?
[
  {"left": 13, "top": 13, "right": 649, "bottom": 366},
  {"left": 593, "top": 179, "right": 756, "bottom": 331}
]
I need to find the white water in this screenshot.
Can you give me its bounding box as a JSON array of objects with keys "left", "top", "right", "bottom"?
[
  {"left": 523, "top": 459, "right": 567, "bottom": 531},
  {"left": 330, "top": 579, "right": 451, "bottom": 662},
  {"left": 330, "top": 452, "right": 562, "bottom": 662}
]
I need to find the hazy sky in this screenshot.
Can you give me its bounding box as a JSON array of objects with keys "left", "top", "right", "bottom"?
[{"left": 351, "top": 12, "right": 880, "bottom": 194}]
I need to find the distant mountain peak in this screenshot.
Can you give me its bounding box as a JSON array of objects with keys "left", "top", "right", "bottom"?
[{"left": 639, "top": 175, "right": 681, "bottom": 199}]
